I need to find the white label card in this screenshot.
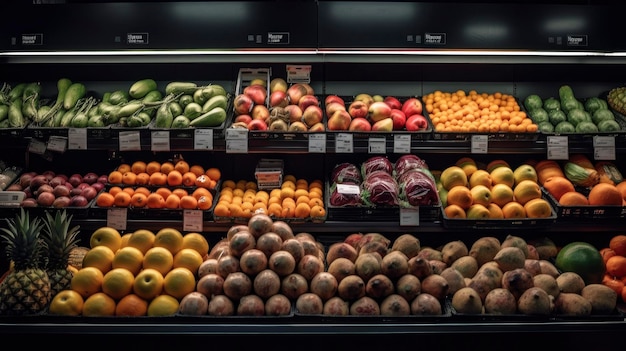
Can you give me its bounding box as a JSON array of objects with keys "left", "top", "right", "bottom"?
[
  {"left": 546, "top": 136, "right": 569, "bottom": 160},
  {"left": 368, "top": 137, "right": 386, "bottom": 154},
  {"left": 151, "top": 131, "right": 170, "bottom": 151},
  {"left": 399, "top": 207, "right": 419, "bottom": 226},
  {"left": 393, "top": 134, "right": 411, "bottom": 154},
  {"left": 336, "top": 183, "right": 360, "bottom": 195},
  {"left": 194, "top": 129, "right": 214, "bottom": 150},
  {"left": 68, "top": 128, "right": 87, "bottom": 150},
  {"left": 119, "top": 131, "right": 141, "bottom": 151},
  {"left": 225, "top": 128, "right": 248, "bottom": 153},
  {"left": 106, "top": 208, "right": 127, "bottom": 230},
  {"left": 335, "top": 133, "right": 353, "bottom": 153},
  {"left": 183, "top": 210, "right": 203, "bottom": 232},
  {"left": 47, "top": 136, "right": 67, "bottom": 153},
  {"left": 308, "top": 133, "right": 326, "bottom": 153},
  {"left": 286, "top": 65, "right": 312, "bottom": 84},
  {"left": 28, "top": 139, "right": 47, "bottom": 155},
  {"left": 593, "top": 136, "right": 616, "bottom": 160},
  {"left": 471, "top": 135, "right": 488, "bottom": 154}
]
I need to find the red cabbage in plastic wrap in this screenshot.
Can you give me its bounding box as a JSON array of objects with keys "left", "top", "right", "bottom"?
[
  {"left": 331, "top": 162, "right": 362, "bottom": 184},
  {"left": 361, "top": 156, "right": 394, "bottom": 178},
  {"left": 394, "top": 154, "right": 429, "bottom": 178},
  {"left": 398, "top": 168, "right": 440, "bottom": 207},
  {"left": 329, "top": 181, "right": 363, "bottom": 207},
  {"left": 361, "top": 170, "right": 399, "bottom": 206}
]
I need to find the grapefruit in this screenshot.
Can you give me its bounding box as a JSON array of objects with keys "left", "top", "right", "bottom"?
[{"left": 555, "top": 241, "right": 606, "bottom": 285}]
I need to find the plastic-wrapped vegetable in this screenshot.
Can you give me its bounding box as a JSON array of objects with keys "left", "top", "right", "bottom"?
[
  {"left": 398, "top": 168, "right": 439, "bottom": 207},
  {"left": 331, "top": 162, "right": 362, "bottom": 184},
  {"left": 361, "top": 170, "right": 399, "bottom": 206},
  {"left": 394, "top": 154, "right": 429, "bottom": 178},
  {"left": 361, "top": 156, "right": 393, "bottom": 178},
  {"left": 329, "top": 181, "right": 363, "bottom": 207}
]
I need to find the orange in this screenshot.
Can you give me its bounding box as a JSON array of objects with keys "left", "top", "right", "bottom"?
[
  {"left": 96, "top": 192, "right": 115, "bottom": 207},
  {"left": 446, "top": 185, "right": 473, "bottom": 210},
  {"left": 606, "top": 255, "right": 626, "bottom": 278},
  {"left": 512, "top": 179, "right": 541, "bottom": 205},
  {"left": 294, "top": 202, "right": 311, "bottom": 218},
  {"left": 133, "top": 268, "right": 165, "bottom": 300},
  {"left": 559, "top": 191, "right": 589, "bottom": 206},
  {"left": 143, "top": 246, "right": 174, "bottom": 276},
  {"left": 147, "top": 294, "right": 179, "bottom": 316},
  {"left": 112, "top": 191, "right": 131, "bottom": 207},
  {"left": 194, "top": 174, "right": 213, "bottom": 188},
  {"left": 149, "top": 171, "right": 167, "bottom": 186},
  {"left": 616, "top": 181, "right": 626, "bottom": 202},
  {"left": 126, "top": 229, "right": 156, "bottom": 254},
  {"left": 135, "top": 172, "right": 150, "bottom": 185},
  {"left": 197, "top": 195, "right": 213, "bottom": 210},
  {"left": 281, "top": 180, "right": 296, "bottom": 190},
  {"left": 115, "top": 293, "right": 148, "bottom": 316},
  {"left": 173, "top": 248, "right": 204, "bottom": 274},
  {"left": 146, "top": 161, "right": 161, "bottom": 175},
  {"left": 165, "top": 194, "right": 181, "bottom": 209},
  {"left": 308, "top": 197, "right": 324, "bottom": 208},
  {"left": 160, "top": 161, "right": 175, "bottom": 175},
  {"left": 117, "top": 163, "right": 131, "bottom": 174},
  {"left": 221, "top": 179, "right": 236, "bottom": 189},
  {"left": 283, "top": 174, "right": 296, "bottom": 184},
  {"left": 131, "top": 161, "right": 147, "bottom": 175},
  {"left": 487, "top": 203, "right": 504, "bottom": 219},
  {"left": 134, "top": 186, "right": 151, "bottom": 197},
  {"left": 296, "top": 195, "right": 311, "bottom": 206},
  {"left": 81, "top": 245, "right": 115, "bottom": 274},
  {"left": 154, "top": 227, "right": 184, "bottom": 255},
  {"left": 602, "top": 277, "right": 625, "bottom": 296},
  {"left": 108, "top": 186, "right": 123, "bottom": 197},
  {"left": 48, "top": 289, "right": 84, "bottom": 316},
  {"left": 112, "top": 246, "right": 144, "bottom": 275},
  {"left": 542, "top": 176, "right": 575, "bottom": 201},
  {"left": 81, "top": 292, "right": 116, "bottom": 316},
  {"left": 122, "top": 171, "right": 137, "bottom": 185},
  {"left": 523, "top": 198, "right": 553, "bottom": 218},
  {"left": 108, "top": 170, "right": 123, "bottom": 184},
  {"left": 490, "top": 183, "right": 514, "bottom": 207},
  {"left": 174, "top": 160, "right": 190, "bottom": 174},
  {"left": 501, "top": 201, "right": 526, "bottom": 218},
  {"left": 181, "top": 172, "right": 197, "bottom": 187},
  {"left": 180, "top": 195, "right": 198, "bottom": 210},
  {"left": 213, "top": 203, "right": 231, "bottom": 217},
  {"left": 71, "top": 266, "right": 105, "bottom": 299},
  {"left": 609, "top": 235, "right": 626, "bottom": 256},
  {"left": 245, "top": 181, "right": 257, "bottom": 191},
  {"left": 172, "top": 188, "right": 189, "bottom": 199},
  {"left": 130, "top": 192, "right": 148, "bottom": 208},
  {"left": 294, "top": 188, "right": 309, "bottom": 199},
  {"left": 588, "top": 183, "right": 623, "bottom": 206},
  {"left": 310, "top": 204, "right": 326, "bottom": 218},
  {"left": 122, "top": 186, "right": 135, "bottom": 196},
  {"left": 102, "top": 267, "right": 135, "bottom": 300},
  {"left": 155, "top": 187, "right": 173, "bottom": 199},
  {"left": 444, "top": 204, "right": 466, "bottom": 219},
  {"left": 252, "top": 202, "right": 267, "bottom": 214},
  {"left": 167, "top": 170, "right": 183, "bottom": 186},
  {"left": 189, "top": 165, "right": 205, "bottom": 177},
  {"left": 600, "top": 247, "right": 617, "bottom": 264},
  {"left": 205, "top": 167, "right": 221, "bottom": 181},
  {"left": 146, "top": 193, "right": 166, "bottom": 209},
  {"left": 192, "top": 187, "right": 212, "bottom": 200},
  {"left": 163, "top": 267, "right": 196, "bottom": 300},
  {"left": 280, "top": 187, "right": 295, "bottom": 201}
]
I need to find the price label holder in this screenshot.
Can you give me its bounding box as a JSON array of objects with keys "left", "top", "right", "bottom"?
[
  {"left": 368, "top": 137, "right": 386, "bottom": 154},
  {"left": 335, "top": 133, "right": 353, "bottom": 153},
  {"left": 225, "top": 128, "right": 248, "bottom": 153},
  {"left": 471, "top": 135, "right": 488, "bottom": 154},
  {"left": 119, "top": 131, "right": 141, "bottom": 151},
  {"left": 47, "top": 136, "right": 67, "bottom": 153},
  {"left": 106, "top": 208, "right": 127, "bottom": 230},
  {"left": 336, "top": 183, "right": 360, "bottom": 196},
  {"left": 0, "top": 191, "right": 25, "bottom": 207},
  {"left": 393, "top": 134, "right": 411, "bottom": 154},
  {"left": 593, "top": 135, "right": 616, "bottom": 160},
  {"left": 308, "top": 133, "right": 326, "bottom": 153},
  {"left": 68, "top": 128, "right": 87, "bottom": 150},
  {"left": 28, "top": 138, "right": 47, "bottom": 155},
  {"left": 286, "top": 65, "right": 312, "bottom": 84},
  {"left": 183, "top": 210, "right": 203, "bottom": 232},
  {"left": 194, "top": 129, "right": 214, "bottom": 150},
  {"left": 151, "top": 131, "right": 170, "bottom": 151},
  {"left": 400, "top": 207, "right": 419, "bottom": 226},
  {"left": 547, "top": 136, "right": 569, "bottom": 160}
]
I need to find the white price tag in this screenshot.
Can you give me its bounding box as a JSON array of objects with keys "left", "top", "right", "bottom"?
[
  {"left": 118, "top": 131, "right": 141, "bottom": 151},
  {"left": 194, "top": 129, "right": 214, "bottom": 150},
  {"left": 335, "top": 133, "right": 353, "bottom": 153},
  {"left": 368, "top": 137, "right": 386, "bottom": 154},
  {"left": 308, "top": 133, "right": 326, "bottom": 153},
  {"left": 106, "top": 208, "right": 127, "bottom": 230},
  {"left": 399, "top": 207, "right": 419, "bottom": 226},
  {"left": 28, "top": 139, "right": 47, "bottom": 155},
  {"left": 47, "top": 136, "right": 67, "bottom": 153},
  {"left": 68, "top": 128, "right": 87, "bottom": 150},
  {"left": 286, "top": 65, "right": 312, "bottom": 84},
  {"left": 183, "top": 210, "right": 203, "bottom": 232},
  {"left": 336, "top": 183, "right": 360, "bottom": 195},
  {"left": 393, "top": 134, "right": 411, "bottom": 154},
  {"left": 471, "top": 135, "right": 488, "bottom": 154},
  {"left": 547, "top": 136, "right": 569, "bottom": 160},
  {"left": 593, "top": 136, "right": 616, "bottom": 160},
  {"left": 151, "top": 131, "right": 170, "bottom": 151},
  {"left": 225, "top": 128, "right": 248, "bottom": 153}
]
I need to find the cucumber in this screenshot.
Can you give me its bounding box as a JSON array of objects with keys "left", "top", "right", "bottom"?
[
  {"left": 129, "top": 79, "right": 157, "bottom": 99},
  {"left": 189, "top": 106, "right": 227, "bottom": 127},
  {"left": 0, "top": 105, "right": 8, "bottom": 122},
  {"left": 22, "top": 82, "right": 41, "bottom": 100},
  {"left": 165, "top": 81, "right": 197, "bottom": 95},
  {"left": 142, "top": 90, "right": 163, "bottom": 104},
  {"left": 117, "top": 101, "right": 144, "bottom": 118},
  {"left": 63, "top": 82, "right": 86, "bottom": 110},
  {"left": 171, "top": 115, "right": 191, "bottom": 129},
  {"left": 108, "top": 90, "right": 129, "bottom": 105},
  {"left": 71, "top": 112, "right": 89, "bottom": 128},
  {"left": 183, "top": 102, "right": 203, "bottom": 120},
  {"left": 8, "top": 83, "right": 26, "bottom": 101},
  {"left": 54, "top": 78, "right": 73, "bottom": 107},
  {"left": 154, "top": 102, "right": 173, "bottom": 128},
  {"left": 8, "top": 99, "right": 25, "bottom": 127},
  {"left": 88, "top": 115, "right": 106, "bottom": 128},
  {"left": 59, "top": 109, "right": 77, "bottom": 127},
  {"left": 202, "top": 94, "right": 228, "bottom": 113}
]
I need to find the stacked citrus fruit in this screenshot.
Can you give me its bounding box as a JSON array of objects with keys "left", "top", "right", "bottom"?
[
  {"left": 600, "top": 235, "right": 626, "bottom": 302},
  {"left": 107, "top": 160, "right": 220, "bottom": 189},
  {"left": 48, "top": 226, "right": 209, "bottom": 317},
  {"left": 213, "top": 174, "right": 326, "bottom": 220}
]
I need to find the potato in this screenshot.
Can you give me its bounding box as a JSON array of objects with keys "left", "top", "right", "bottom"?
[
  {"left": 533, "top": 273, "right": 560, "bottom": 298},
  {"left": 501, "top": 234, "right": 529, "bottom": 258},
  {"left": 581, "top": 283, "right": 618, "bottom": 315},
  {"left": 439, "top": 267, "right": 466, "bottom": 296},
  {"left": 524, "top": 259, "right": 542, "bottom": 276},
  {"left": 539, "top": 259, "right": 560, "bottom": 278},
  {"left": 420, "top": 274, "right": 449, "bottom": 301},
  {"left": 380, "top": 294, "right": 410, "bottom": 316},
  {"left": 501, "top": 268, "right": 534, "bottom": 300},
  {"left": 451, "top": 287, "right": 483, "bottom": 314},
  {"left": 430, "top": 259, "right": 447, "bottom": 275},
  {"left": 417, "top": 247, "right": 443, "bottom": 262},
  {"left": 556, "top": 271, "right": 585, "bottom": 294},
  {"left": 450, "top": 255, "right": 478, "bottom": 279},
  {"left": 554, "top": 292, "right": 592, "bottom": 316}
]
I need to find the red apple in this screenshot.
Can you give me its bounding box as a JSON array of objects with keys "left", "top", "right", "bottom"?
[
  {"left": 371, "top": 118, "right": 394, "bottom": 132},
  {"left": 391, "top": 109, "right": 407, "bottom": 130},
  {"left": 325, "top": 101, "right": 346, "bottom": 117},
  {"left": 81, "top": 186, "right": 98, "bottom": 201},
  {"left": 243, "top": 84, "right": 267, "bottom": 105},
  {"left": 348, "top": 100, "right": 369, "bottom": 119},
  {"left": 269, "top": 90, "right": 289, "bottom": 108},
  {"left": 234, "top": 114, "right": 253, "bottom": 125},
  {"left": 348, "top": 117, "right": 372, "bottom": 132},
  {"left": 233, "top": 94, "right": 254, "bottom": 115},
  {"left": 301, "top": 105, "right": 323, "bottom": 128},
  {"left": 402, "top": 97, "right": 423, "bottom": 117},
  {"left": 298, "top": 95, "right": 319, "bottom": 112},
  {"left": 284, "top": 105, "right": 303, "bottom": 124},
  {"left": 368, "top": 101, "right": 392, "bottom": 122},
  {"left": 325, "top": 95, "right": 345, "bottom": 106},
  {"left": 247, "top": 119, "right": 268, "bottom": 131},
  {"left": 405, "top": 114, "right": 429, "bottom": 131},
  {"left": 287, "top": 83, "right": 308, "bottom": 106},
  {"left": 384, "top": 96, "right": 402, "bottom": 110},
  {"left": 327, "top": 110, "right": 352, "bottom": 131},
  {"left": 251, "top": 104, "right": 270, "bottom": 121},
  {"left": 308, "top": 122, "right": 325, "bottom": 132}
]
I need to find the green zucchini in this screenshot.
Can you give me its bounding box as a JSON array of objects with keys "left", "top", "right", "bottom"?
[
  {"left": 8, "top": 99, "right": 25, "bottom": 127},
  {"left": 63, "top": 82, "right": 86, "bottom": 110},
  {"left": 108, "top": 90, "right": 129, "bottom": 105},
  {"left": 154, "top": 102, "right": 173, "bottom": 128},
  {"left": 35, "top": 105, "right": 52, "bottom": 123},
  {"left": 21, "top": 96, "right": 38, "bottom": 120},
  {"left": 165, "top": 81, "right": 197, "bottom": 96},
  {"left": 129, "top": 79, "right": 157, "bottom": 99},
  {"left": 8, "top": 83, "right": 27, "bottom": 101},
  {"left": 202, "top": 94, "right": 228, "bottom": 113},
  {"left": 54, "top": 78, "right": 72, "bottom": 106},
  {"left": 0, "top": 105, "right": 8, "bottom": 122},
  {"left": 136, "top": 111, "right": 152, "bottom": 126},
  {"left": 205, "top": 84, "right": 227, "bottom": 98},
  {"left": 189, "top": 106, "right": 227, "bottom": 127},
  {"left": 183, "top": 102, "right": 203, "bottom": 120},
  {"left": 101, "top": 91, "right": 112, "bottom": 104},
  {"left": 142, "top": 90, "right": 163, "bottom": 104}
]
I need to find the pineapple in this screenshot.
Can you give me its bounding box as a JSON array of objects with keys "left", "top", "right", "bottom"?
[
  {"left": 0, "top": 208, "right": 51, "bottom": 315},
  {"left": 42, "top": 210, "right": 81, "bottom": 299}
]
